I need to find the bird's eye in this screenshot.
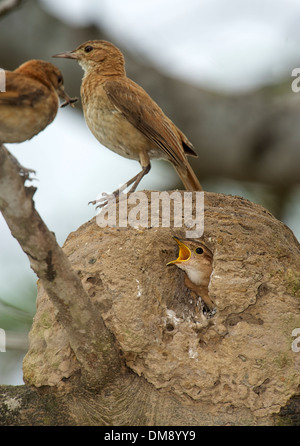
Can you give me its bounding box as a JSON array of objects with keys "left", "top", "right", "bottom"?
[
  {"left": 195, "top": 247, "right": 204, "bottom": 255},
  {"left": 57, "top": 75, "right": 63, "bottom": 85},
  {"left": 84, "top": 45, "right": 93, "bottom": 53}
]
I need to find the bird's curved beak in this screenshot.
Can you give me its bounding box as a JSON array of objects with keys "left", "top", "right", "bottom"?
[
  {"left": 53, "top": 50, "right": 79, "bottom": 60},
  {"left": 167, "top": 237, "right": 191, "bottom": 265}
]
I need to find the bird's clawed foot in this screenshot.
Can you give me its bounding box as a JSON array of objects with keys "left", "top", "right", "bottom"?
[
  {"left": 89, "top": 180, "right": 129, "bottom": 209},
  {"left": 89, "top": 164, "right": 151, "bottom": 209},
  {"left": 89, "top": 189, "right": 125, "bottom": 209},
  {"left": 18, "top": 166, "right": 37, "bottom": 181},
  {"left": 7, "top": 151, "right": 36, "bottom": 181}
]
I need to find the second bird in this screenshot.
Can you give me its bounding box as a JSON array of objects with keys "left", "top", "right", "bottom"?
[
  {"left": 0, "top": 60, "right": 76, "bottom": 144},
  {"left": 54, "top": 40, "right": 203, "bottom": 203}
]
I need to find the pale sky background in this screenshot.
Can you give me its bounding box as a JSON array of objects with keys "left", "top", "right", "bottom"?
[{"left": 1, "top": 0, "right": 300, "bottom": 384}]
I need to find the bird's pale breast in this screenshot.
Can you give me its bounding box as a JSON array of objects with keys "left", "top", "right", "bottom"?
[
  {"left": 81, "top": 81, "right": 165, "bottom": 161},
  {"left": 180, "top": 264, "right": 209, "bottom": 286}
]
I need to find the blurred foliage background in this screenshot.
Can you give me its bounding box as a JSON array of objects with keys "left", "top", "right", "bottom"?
[{"left": 0, "top": 0, "right": 299, "bottom": 384}]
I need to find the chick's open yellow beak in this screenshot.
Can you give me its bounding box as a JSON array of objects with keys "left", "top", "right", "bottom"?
[{"left": 167, "top": 237, "right": 191, "bottom": 265}]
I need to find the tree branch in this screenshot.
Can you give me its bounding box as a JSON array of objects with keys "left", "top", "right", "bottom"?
[{"left": 0, "top": 144, "right": 121, "bottom": 389}]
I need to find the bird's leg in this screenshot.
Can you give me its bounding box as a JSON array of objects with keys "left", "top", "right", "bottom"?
[
  {"left": 127, "top": 150, "right": 151, "bottom": 193},
  {"left": 90, "top": 164, "right": 151, "bottom": 208},
  {"left": 128, "top": 163, "right": 151, "bottom": 193},
  {"left": 90, "top": 152, "right": 151, "bottom": 208}
]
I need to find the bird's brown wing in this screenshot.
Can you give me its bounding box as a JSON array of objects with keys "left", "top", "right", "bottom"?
[
  {"left": 177, "top": 128, "right": 198, "bottom": 157},
  {"left": 104, "top": 78, "right": 195, "bottom": 167},
  {"left": 0, "top": 91, "right": 41, "bottom": 106},
  {"left": 0, "top": 72, "right": 46, "bottom": 107}
]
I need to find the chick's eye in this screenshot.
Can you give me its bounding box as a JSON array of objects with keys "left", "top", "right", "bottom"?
[
  {"left": 195, "top": 247, "right": 203, "bottom": 255},
  {"left": 57, "top": 75, "right": 63, "bottom": 85},
  {"left": 84, "top": 45, "right": 93, "bottom": 53}
]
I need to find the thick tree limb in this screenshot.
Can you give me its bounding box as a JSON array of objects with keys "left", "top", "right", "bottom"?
[
  {"left": 0, "top": 144, "right": 121, "bottom": 389},
  {"left": 0, "top": 381, "right": 299, "bottom": 426}
]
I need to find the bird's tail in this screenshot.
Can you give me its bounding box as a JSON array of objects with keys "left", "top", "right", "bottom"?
[{"left": 174, "top": 162, "right": 203, "bottom": 191}]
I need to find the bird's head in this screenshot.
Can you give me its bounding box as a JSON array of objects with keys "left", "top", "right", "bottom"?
[
  {"left": 53, "top": 40, "right": 126, "bottom": 76},
  {"left": 167, "top": 237, "right": 213, "bottom": 286},
  {"left": 16, "top": 60, "right": 77, "bottom": 108}
]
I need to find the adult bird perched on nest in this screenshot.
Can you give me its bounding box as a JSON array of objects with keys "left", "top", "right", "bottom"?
[{"left": 54, "top": 40, "right": 202, "bottom": 206}]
